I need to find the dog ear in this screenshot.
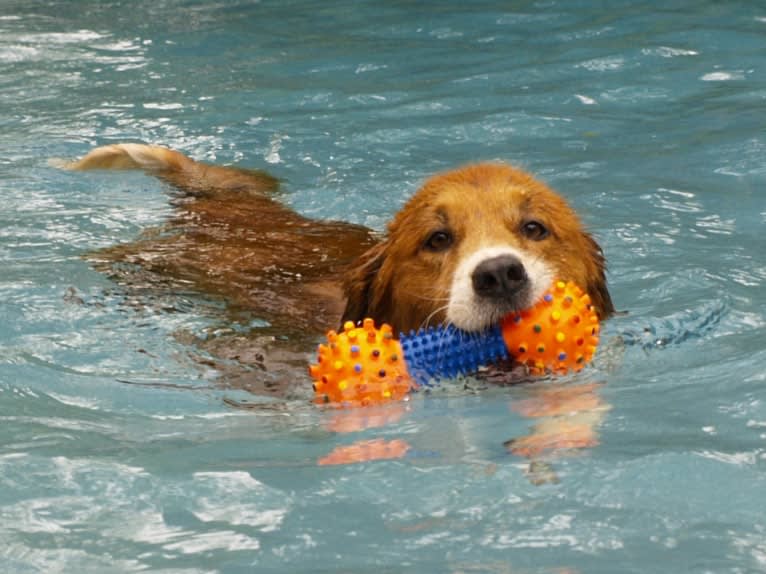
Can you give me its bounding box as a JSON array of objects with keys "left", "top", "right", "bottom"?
[
  {"left": 582, "top": 232, "right": 615, "bottom": 319},
  {"left": 341, "top": 240, "right": 391, "bottom": 326}
]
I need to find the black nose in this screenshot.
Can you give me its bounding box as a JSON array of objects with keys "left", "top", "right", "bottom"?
[{"left": 471, "top": 254, "right": 528, "bottom": 299}]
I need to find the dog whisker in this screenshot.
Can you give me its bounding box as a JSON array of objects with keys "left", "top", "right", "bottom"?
[
  {"left": 419, "top": 304, "right": 452, "bottom": 331},
  {"left": 401, "top": 289, "right": 451, "bottom": 304}
]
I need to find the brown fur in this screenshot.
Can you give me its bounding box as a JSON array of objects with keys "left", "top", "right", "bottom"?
[
  {"left": 343, "top": 163, "right": 614, "bottom": 333},
  {"left": 61, "top": 144, "right": 613, "bottom": 392},
  {"left": 62, "top": 144, "right": 378, "bottom": 340}
]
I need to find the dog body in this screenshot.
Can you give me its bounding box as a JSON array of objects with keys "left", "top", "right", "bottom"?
[
  {"left": 65, "top": 144, "right": 378, "bottom": 340},
  {"left": 64, "top": 144, "right": 613, "bottom": 389}
]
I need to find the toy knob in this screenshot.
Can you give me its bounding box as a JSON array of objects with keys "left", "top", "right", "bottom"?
[
  {"left": 309, "top": 319, "right": 413, "bottom": 406},
  {"left": 500, "top": 280, "right": 600, "bottom": 374}
]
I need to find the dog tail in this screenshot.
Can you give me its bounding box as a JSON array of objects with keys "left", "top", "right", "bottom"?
[
  {"left": 52, "top": 143, "right": 188, "bottom": 172},
  {"left": 51, "top": 143, "right": 279, "bottom": 194}
]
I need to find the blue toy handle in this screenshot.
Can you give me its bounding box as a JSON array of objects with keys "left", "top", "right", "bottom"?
[{"left": 399, "top": 324, "right": 510, "bottom": 386}]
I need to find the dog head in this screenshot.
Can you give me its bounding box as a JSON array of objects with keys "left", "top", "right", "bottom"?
[{"left": 342, "top": 163, "right": 614, "bottom": 334}]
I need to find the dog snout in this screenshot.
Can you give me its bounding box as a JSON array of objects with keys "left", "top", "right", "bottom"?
[{"left": 471, "top": 254, "right": 528, "bottom": 299}]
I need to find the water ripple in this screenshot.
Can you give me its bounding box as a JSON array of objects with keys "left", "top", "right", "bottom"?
[
  {"left": 2, "top": 2, "right": 766, "bottom": 572},
  {"left": 616, "top": 300, "right": 727, "bottom": 351}
]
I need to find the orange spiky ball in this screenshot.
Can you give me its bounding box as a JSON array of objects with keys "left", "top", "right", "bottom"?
[
  {"left": 309, "top": 318, "right": 412, "bottom": 406},
  {"left": 500, "top": 280, "right": 600, "bottom": 375}
]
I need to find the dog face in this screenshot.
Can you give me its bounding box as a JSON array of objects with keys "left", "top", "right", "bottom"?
[{"left": 343, "top": 163, "right": 613, "bottom": 334}]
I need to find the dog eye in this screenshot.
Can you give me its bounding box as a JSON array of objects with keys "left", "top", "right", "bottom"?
[
  {"left": 521, "top": 220, "right": 550, "bottom": 240},
  {"left": 424, "top": 230, "right": 453, "bottom": 252}
]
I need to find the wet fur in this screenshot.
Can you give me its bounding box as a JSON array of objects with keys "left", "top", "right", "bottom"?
[
  {"left": 343, "top": 163, "right": 614, "bottom": 333},
  {"left": 61, "top": 144, "right": 613, "bottom": 392}
]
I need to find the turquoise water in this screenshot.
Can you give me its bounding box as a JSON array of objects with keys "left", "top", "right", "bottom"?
[{"left": 2, "top": 1, "right": 765, "bottom": 572}]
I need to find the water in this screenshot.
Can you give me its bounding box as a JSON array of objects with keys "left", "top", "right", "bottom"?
[{"left": 1, "top": 1, "right": 765, "bottom": 572}]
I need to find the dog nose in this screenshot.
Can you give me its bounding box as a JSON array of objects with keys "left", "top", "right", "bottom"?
[{"left": 471, "top": 254, "right": 528, "bottom": 299}]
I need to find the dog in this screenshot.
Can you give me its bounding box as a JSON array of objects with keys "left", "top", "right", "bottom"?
[{"left": 60, "top": 144, "right": 614, "bottom": 399}]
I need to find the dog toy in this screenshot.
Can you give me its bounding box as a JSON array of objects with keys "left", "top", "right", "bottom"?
[
  {"left": 310, "top": 280, "right": 599, "bottom": 406},
  {"left": 310, "top": 319, "right": 413, "bottom": 406}
]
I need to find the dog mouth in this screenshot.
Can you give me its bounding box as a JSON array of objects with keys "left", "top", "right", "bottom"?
[
  {"left": 446, "top": 246, "right": 553, "bottom": 332},
  {"left": 455, "top": 290, "right": 536, "bottom": 332}
]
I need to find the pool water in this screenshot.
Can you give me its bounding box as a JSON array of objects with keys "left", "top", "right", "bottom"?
[{"left": 2, "top": 1, "right": 765, "bottom": 572}]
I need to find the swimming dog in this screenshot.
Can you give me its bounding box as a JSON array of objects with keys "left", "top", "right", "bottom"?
[{"left": 62, "top": 144, "right": 614, "bottom": 399}]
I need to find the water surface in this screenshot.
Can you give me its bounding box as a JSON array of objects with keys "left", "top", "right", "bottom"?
[{"left": 1, "top": 1, "right": 765, "bottom": 572}]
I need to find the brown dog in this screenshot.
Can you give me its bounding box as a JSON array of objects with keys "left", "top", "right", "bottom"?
[{"left": 62, "top": 144, "right": 614, "bottom": 395}]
